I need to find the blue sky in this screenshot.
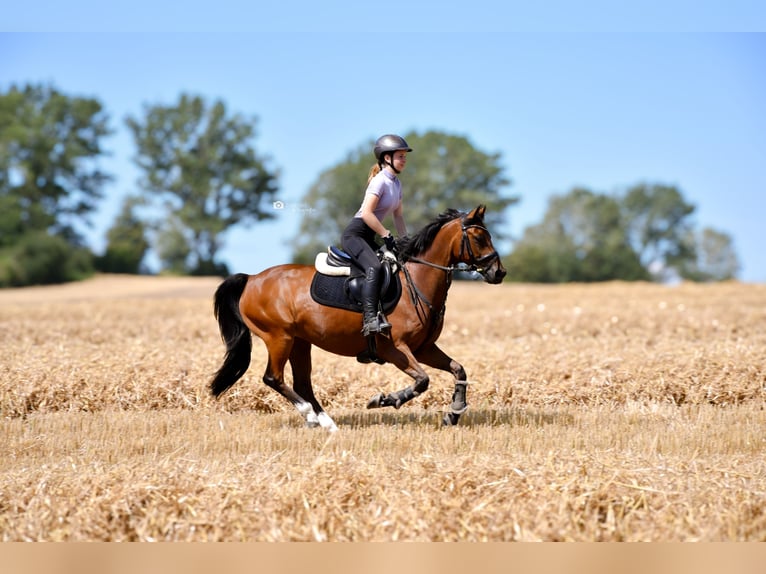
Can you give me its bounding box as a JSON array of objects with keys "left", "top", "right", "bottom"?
[{"left": 2, "top": 6, "right": 766, "bottom": 281}]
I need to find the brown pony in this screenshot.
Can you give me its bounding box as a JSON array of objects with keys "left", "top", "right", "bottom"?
[{"left": 210, "top": 205, "right": 506, "bottom": 430}]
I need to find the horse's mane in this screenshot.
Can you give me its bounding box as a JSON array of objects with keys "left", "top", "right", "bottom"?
[{"left": 396, "top": 208, "right": 466, "bottom": 260}]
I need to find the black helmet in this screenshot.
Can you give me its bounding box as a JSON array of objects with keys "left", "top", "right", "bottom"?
[{"left": 374, "top": 134, "right": 413, "bottom": 162}]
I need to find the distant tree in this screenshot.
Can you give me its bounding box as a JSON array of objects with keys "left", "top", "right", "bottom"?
[
  {"left": 621, "top": 183, "right": 696, "bottom": 279},
  {"left": 290, "top": 131, "right": 517, "bottom": 264},
  {"left": 95, "top": 195, "right": 150, "bottom": 274},
  {"left": 126, "top": 93, "right": 279, "bottom": 276},
  {"left": 678, "top": 227, "right": 740, "bottom": 281},
  {"left": 0, "top": 83, "right": 112, "bottom": 243},
  {"left": 505, "top": 225, "right": 581, "bottom": 283},
  {"left": 0, "top": 194, "right": 25, "bottom": 249},
  {"left": 0, "top": 84, "right": 112, "bottom": 286},
  {"left": 0, "top": 232, "right": 94, "bottom": 287},
  {"left": 506, "top": 188, "right": 647, "bottom": 283},
  {"left": 155, "top": 216, "right": 193, "bottom": 275}
]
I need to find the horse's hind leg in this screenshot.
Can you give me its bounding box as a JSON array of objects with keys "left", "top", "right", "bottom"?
[
  {"left": 290, "top": 338, "right": 337, "bottom": 431},
  {"left": 261, "top": 334, "right": 324, "bottom": 428}
]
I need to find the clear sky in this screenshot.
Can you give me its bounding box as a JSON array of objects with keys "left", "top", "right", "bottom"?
[{"left": 2, "top": 5, "right": 765, "bottom": 281}]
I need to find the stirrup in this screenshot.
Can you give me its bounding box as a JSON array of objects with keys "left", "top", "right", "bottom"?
[
  {"left": 362, "top": 318, "right": 382, "bottom": 337},
  {"left": 362, "top": 313, "right": 391, "bottom": 337}
]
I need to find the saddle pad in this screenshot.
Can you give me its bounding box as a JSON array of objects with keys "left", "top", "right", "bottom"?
[{"left": 310, "top": 271, "right": 401, "bottom": 314}]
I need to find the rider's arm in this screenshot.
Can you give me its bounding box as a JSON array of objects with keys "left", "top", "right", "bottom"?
[
  {"left": 392, "top": 201, "right": 407, "bottom": 237},
  {"left": 359, "top": 193, "right": 392, "bottom": 238}
]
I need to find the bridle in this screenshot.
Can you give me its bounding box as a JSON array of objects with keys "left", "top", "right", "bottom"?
[
  {"left": 457, "top": 224, "right": 500, "bottom": 274},
  {"left": 406, "top": 221, "right": 499, "bottom": 277},
  {"left": 400, "top": 219, "right": 499, "bottom": 324}
]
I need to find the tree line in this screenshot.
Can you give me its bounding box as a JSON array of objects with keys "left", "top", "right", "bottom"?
[
  {"left": 0, "top": 83, "right": 739, "bottom": 288},
  {"left": 506, "top": 184, "right": 739, "bottom": 283}
]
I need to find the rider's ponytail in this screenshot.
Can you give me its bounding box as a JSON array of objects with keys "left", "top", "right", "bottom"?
[{"left": 367, "top": 163, "right": 381, "bottom": 184}]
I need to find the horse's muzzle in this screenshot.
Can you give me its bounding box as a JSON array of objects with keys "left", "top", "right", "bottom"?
[{"left": 481, "top": 259, "right": 506, "bottom": 284}]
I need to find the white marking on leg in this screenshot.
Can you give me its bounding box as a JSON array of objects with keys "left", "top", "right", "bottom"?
[
  {"left": 296, "top": 402, "right": 320, "bottom": 428},
  {"left": 295, "top": 401, "right": 312, "bottom": 417},
  {"left": 317, "top": 412, "right": 338, "bottom": 432},
  {"left": 305, "top": 412, "right": 320, "bottom": 428}
]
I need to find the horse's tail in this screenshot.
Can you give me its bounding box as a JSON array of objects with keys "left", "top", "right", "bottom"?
[{"left": 210, "top": 273, "right": 252, "bottom": 397}]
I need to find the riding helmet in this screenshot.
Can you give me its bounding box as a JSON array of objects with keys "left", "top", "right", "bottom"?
[{"left": 374, "top": 134, "right": 413, "bottom": 162}]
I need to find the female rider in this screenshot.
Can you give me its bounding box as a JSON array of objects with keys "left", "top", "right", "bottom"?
[{"left": 341, "top": 134, "right": 411, "bottom": 337}]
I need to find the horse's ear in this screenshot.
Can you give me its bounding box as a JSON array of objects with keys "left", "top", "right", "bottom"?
[{"left": 467, "top": 204, "right": 486, "bottom": 222}]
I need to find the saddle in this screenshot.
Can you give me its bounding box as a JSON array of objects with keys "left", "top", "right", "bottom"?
[{"left": 310, "top": 246, "right": 402, "bottom": 314}]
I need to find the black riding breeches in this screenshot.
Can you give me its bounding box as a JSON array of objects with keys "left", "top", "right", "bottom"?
[{"left": 341, "top": 217, "right": 381, "bottom": 274}]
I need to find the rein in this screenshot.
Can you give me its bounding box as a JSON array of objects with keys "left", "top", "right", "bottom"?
[{"left": 401, "top": 261, "right": 442, "bottom": 325}]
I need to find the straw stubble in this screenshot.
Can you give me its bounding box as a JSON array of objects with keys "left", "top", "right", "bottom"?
[{"left": 1, "top": 276, "right": 764, "bottom": 541}]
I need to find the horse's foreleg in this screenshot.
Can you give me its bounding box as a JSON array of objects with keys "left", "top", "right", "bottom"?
[
  {"left": 366, "top": 342, "right": 430, "bottom": 410},
  {"left": 416, "top": 343, "right": 470, "bottom": 426},
  {"left": 290, "top": 338, "right": 337, "bottom": 431}
]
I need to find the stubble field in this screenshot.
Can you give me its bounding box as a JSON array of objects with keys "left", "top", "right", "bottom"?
[{"left": 1, "top": 274, "right": 764, "bottom": 541}]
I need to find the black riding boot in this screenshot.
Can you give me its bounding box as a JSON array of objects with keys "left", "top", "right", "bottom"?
[{"left": 361, "top": 266, "right": 392, "bottom": 337}]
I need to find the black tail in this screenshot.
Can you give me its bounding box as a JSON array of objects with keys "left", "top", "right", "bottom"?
[{"left": 210, "top": 273, "right": 252, "bottom": 397}]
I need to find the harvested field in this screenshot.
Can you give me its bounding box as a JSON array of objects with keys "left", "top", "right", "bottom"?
[{"left": 1, "top": 275, "right": 764, "bottom": 541}]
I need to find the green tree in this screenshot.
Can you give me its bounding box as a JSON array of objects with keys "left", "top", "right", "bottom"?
[
  {"left": 507, "top": 188, "right": 647, "bottom": 283},
  {"left": 290, "top": 131, "right": 517, "bottom": 264},
  {"left": 95, "top": 195, "right": 150, "bottom": 274},
  {"left": 621, "top": 183, "right": 696, "bottom": 279},
  {"left": 0, "top": 83, "right": 112, "bottom": 243},
  {"left": 505, "top": 224, "right": 581, "bottom": 283},
  {"left": 155, "top": 216, "right": 194, "bottom": 275},
  {"left": 0, "top": 84, "right": 112, "bottom": 286},
  {"left": 0, "top": 232, "right": 94, "bottom": 287},
  {"left": 678, "top": 227, "right": 740, "bottom": 281},
  {"left": 126, "top": 93, "right": 279, "bottom": 276}
]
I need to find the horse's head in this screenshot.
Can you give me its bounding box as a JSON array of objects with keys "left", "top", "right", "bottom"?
[
  {"left": 398, "top": 205, "right": 507, "bottom": 283},
  {"left": 456, "top": 205, "right": 507, "bottom": 284}
]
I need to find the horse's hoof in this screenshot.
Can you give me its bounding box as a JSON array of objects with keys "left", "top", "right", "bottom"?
[
  {"left": 367, "top": 393, "right": 385, "bottom": 409},
  {"left": 442, "top": 412, "right": 461, "bottom": 426}
]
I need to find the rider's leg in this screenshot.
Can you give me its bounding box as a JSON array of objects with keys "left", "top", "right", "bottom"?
[
  {"left": 341, "top": 227, "right": 391, "bottom": 336},
  {"left": 361, "top": 265, "right": 391, "bottom": 336}
]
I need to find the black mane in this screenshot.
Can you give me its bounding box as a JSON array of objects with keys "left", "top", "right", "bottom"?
[{"left": 396, "top": 208, "right": 465, "bottom": 260}]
